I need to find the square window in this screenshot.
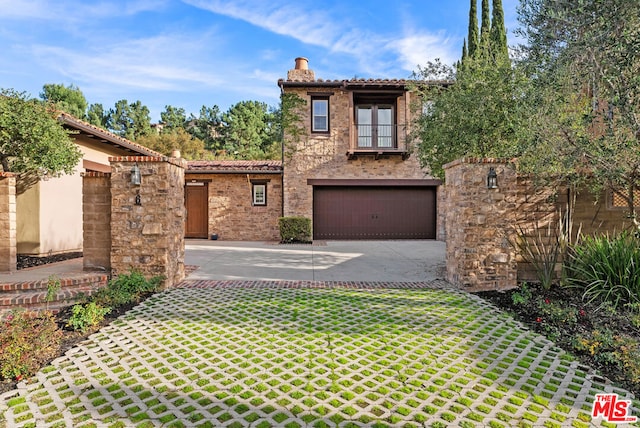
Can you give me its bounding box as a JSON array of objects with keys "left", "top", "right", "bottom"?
[
  {"left": 312, "top": 98, "right": 329, "bottom": 133},
  {"left": 253, "top": 184, "right": 266, "bottom": 206}
]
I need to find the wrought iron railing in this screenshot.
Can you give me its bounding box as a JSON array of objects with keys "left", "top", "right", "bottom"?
[{"left": 350, "top": 124, "right": 409, "bottom": 151}]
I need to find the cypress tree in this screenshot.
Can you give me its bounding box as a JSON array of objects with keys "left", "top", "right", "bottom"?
[
  {"left": 479, "top": 0, "right": 491, "bottom": 57},
  {"left": 490, "top": 0, "right": 509, "bottom": 63},
  {"left": 458, "top": 39, "right": 468, "bottom": 71},
  {"left": 467, "top": 0, "right": 479, "bottom": 59},
  {"left": 462, "top": 39, "right": 468, "bottom": 63}
]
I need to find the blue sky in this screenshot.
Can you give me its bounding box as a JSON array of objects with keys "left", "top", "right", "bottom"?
[{"left": 0, "top": 0, "right": 520, "bottom": 122}]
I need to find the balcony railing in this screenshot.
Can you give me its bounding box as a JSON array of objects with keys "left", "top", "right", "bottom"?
[{"left": 348, "top": 124, "right": 410, "bottom": 159}]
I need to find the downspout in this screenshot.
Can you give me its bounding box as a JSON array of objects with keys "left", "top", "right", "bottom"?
[{"left": 279, "top": 81, "right": 286, "bottom": 220}]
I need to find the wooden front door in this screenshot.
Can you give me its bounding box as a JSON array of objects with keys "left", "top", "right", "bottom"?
[{"left": 185, "top": 183, "right": 208, "bottom": 238}]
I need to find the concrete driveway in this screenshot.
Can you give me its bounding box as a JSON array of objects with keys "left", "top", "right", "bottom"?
[{"left": 184, "top": 240, "right": 446, "bottom": 282}]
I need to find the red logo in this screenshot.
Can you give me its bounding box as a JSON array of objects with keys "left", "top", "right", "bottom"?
[{"left": 592, "top": 393, "right": 637, "bottom": 423}]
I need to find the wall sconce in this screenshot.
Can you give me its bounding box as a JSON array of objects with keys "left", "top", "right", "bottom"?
[
  {"left": 131, "top": 163, "right": 141, "bottom": 185},
  {"left": 487, "top": 167, "right": 498, "bottom": 189}
]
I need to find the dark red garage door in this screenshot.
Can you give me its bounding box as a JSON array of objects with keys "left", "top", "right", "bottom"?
[{"left": 313, "top": 186, "right": 436, "bottom": 240}]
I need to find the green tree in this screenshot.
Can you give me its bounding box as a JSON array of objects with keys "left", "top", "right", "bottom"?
[
  {"left": 186, "top": 105, "right": 222, "bottom": 151},
  {"left": 518, "top": 0, "right": 640, "bottom": 228},
  {"left": 136, "top": 128, "right": 212, "bottom": 160},
  {"left": 220, "top": 101, "right": 279, "bottom": 160},
  {"left": 0, "top": 89, "right": 82, "bottom": 175},
  {"left": 413, "top": 57, "right": 530, "bottom": 179},
  {"left": 39, "top": 83, "right": 88, "bottom": 119},
  {"left": 87, "top": 103, "right": 108, "bottom": 129},
  {"left": 467, "top": 0, "right": 479, "bottom": 58},
  {"left": 479, "top": 0, "right": 491, "bottom": 56},
  {"left": 160, "top": 105, "right": 187, "bottom": 133},
  {"left": 107, "top": 99, "right": 152, "bottom": 141},
  {"left": 489, "top": 0, "right": 509, "bottom": 64}
]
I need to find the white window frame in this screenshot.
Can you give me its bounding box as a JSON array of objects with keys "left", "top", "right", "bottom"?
[
  {"left": 253, "top": 183, "right": 266, "bottom": 206},
  {"left": 312, "top": 97, "right": 329, "bottom": 133}
]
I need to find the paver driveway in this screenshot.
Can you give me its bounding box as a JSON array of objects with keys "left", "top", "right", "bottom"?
[{"left": 2, "top": 277, "right": 638, "bottom": 427}]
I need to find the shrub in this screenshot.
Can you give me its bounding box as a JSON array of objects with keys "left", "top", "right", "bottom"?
[
  {"left": 0, "top": 310, "right": 62, "bottom": 380},
  {"left": 67, "top": 302, "right": 111, "bottom": 332},
  {"left": 509, "top": 209, "right": 575, "bottom": 290},
  {"left": 511, "top": 282, "right": 532, "bottom": 306},
  {"left": 278, "top": 216, "right": 311, "bottom": 243},
  {"left": 565, "top": 232, "right": 640, "bottom": 308},
  {"left": 93, "top": 269, "right": 163, "bottom": 306}
]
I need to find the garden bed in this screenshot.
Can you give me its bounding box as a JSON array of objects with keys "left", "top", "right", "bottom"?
[
  {"left": 0, "top": 297, "right": 147, "bottom": 396},
  {"left": 16, "top": 252, "right": 83, "bottom": 270},
  {"left": 477, "top": 283, "right": 640, "bottom": 397}
]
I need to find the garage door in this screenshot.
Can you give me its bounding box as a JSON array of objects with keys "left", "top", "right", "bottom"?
[{"left": 313, "top": 186, "right": 436, "bottom": 240}]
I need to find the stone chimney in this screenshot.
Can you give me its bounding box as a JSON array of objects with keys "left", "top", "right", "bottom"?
[{"left": 287, "top": 57, "right": 315, "bottom": 82}]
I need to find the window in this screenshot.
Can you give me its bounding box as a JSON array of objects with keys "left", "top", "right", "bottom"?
[
  {"left": 252, "top": 183, "right": 267, "bottom": 206},
  {"left": 611, "top": 190, "right": 640, "bottom": 208},
  {"left": 356, "top": 104, "right": 394, "bottom": 148},
  {"left": 312, "top": 97, "right": 329, "bottom": 133}
]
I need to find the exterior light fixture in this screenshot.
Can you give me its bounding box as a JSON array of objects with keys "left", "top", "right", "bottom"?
[
  {"left": 487, "top": 167, "right": 498, "bottom": 189},
  {"left": 131, "top": 163, "right": 141, "bottom": 185}
]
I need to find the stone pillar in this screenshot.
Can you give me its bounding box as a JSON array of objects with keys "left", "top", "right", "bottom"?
[
  {"left": 82, "top": 172, "right": 112, "bottom": 271},
  {"left": 0, "top": 173, "right": 17, "bottom": 272},
  {"left": 443, "top": 158, "right": 517, "bottom": 291},
  {"left": 109, "top": 156, "right": 186, "bottom": 288}
]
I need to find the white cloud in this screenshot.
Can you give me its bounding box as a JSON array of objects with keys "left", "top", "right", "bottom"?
[
  {"left": 390, "top": 31, "right": 458, "bottom": 71},
  {"left": 30, "top": 34, "right": 224, "bottom": 91},
  {"left": 0, "top": 0, "right": 167, "bottom": 21},
  {"left": 182, "top": 0, "right": 460, "bottom": 77},
  {"left": 0, "top": 0, "right": 53, "bottom": 19},
  {"left": 182, "top": 0, "right": 340, "bottom": 48}
]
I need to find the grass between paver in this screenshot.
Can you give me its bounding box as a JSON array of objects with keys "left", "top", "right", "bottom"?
[{"left": 1, "top": 281, "right": 638, "bottom": 427}]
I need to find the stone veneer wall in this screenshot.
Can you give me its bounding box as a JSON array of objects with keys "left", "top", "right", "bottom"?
[
  {"left": 110, "top": 157, "right": 186, "bottom": 288},
  {"left": 186, "top": 173, "right": 283, "bottom": 241},
  {"left": 442, "top": 158, "right": 632, "bottom": 291},
  {"left": 82, "top": 172, "right": 111, "bottom": 271},
  {"left": 443, "top": 159, "right": 519, "bottom": 291},
  {"left": 282, "top": 86, "right": 434, "bottom": 221},
  {"left": 0, "top": 173, "right": 17, "bottom": 272}
]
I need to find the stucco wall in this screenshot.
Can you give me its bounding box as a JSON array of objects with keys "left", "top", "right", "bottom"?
[
  {"left": 186, "top": 173, "right": 283, "bottom": 241},
  {"left": 16, "top": 178, "right": 40, "bottom": 255},
  {"left": 39, "top": 172, "right": 83, "bottom": 255}
]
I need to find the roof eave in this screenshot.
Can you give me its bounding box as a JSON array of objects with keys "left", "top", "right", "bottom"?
[
  {"left": 186, "top": 169, "right": 283, "bottom": 174},
  {"left": 59, "top": 114, "right": 161, "bottom": 157}
]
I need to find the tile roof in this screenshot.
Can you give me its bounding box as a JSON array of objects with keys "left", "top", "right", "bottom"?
[
  {"left": 278, "top": 77, "right": 452, "bottom": 88},
  {"left": 58, "top": 112, "right": 163, "bottom": 157},
  {"left": 187, "top": 160, "right": 283, "bottom": 173}
]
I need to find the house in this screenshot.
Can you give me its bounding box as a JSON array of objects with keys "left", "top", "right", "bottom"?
[
  {"left": 182, "top": 58, "right": 443, "bottom": 242},
  {"left": 16, "top": 113, "right": 162, "bottom": 256},
  {"left": 278, "top": 57, "right": 441, "bottom": 240},
  {"left": 185, "top": 160, "right": 283, "bottom": 241}
]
